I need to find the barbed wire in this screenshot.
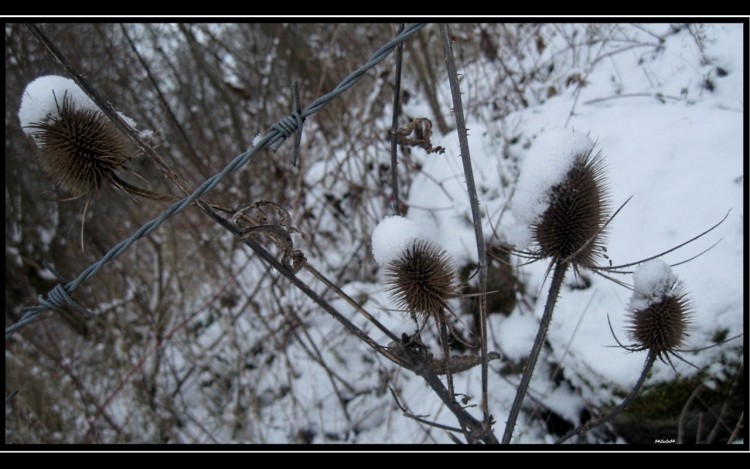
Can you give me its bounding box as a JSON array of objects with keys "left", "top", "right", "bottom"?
[{"left": 6, "top": 22, "right": 427, "bottom": 338}]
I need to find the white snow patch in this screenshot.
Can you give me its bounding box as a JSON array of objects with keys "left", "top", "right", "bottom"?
[
  {"left": 629, "top": 259, "right": 678, "bottom": 312},
  {"left": 116, "top": 111, "right": 137, "bottom": 129},
  {"left": 508, "top": 129, "right": 595, "bottom": 248},
  {"left": 371, "top": 215, "right": 430, "bottom": 265},
  {"left": 543, "top": 383, "right": 584, "bottom": 426},
  {"left": 495, "top": 311, "right": 539, "bottom": 361},
  {"left": 18, "top": 75, "right": 98, "bottom": 135}
]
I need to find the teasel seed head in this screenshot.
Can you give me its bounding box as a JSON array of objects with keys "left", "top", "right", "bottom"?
[
  {"left": 532, "top": 147, "right": 609, "bottom": 269},
  {"left": 25, "top": 93, "right": 133, "bottom": 198},
  {"left": 385, "top": 239, "right": 456, "bottom": 321},
  {"left": 627, "top": 259, "right": 692, "bottom": 360}
]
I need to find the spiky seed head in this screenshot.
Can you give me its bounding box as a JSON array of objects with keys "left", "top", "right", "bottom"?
[
  {"left": 628, "top": 260, "right": 692, "bottom": 360},
  {"left": 628, "top": 288, "right": 691, "bottom": 360},
  {"left": 26, "top": 93, "right": 133, "bottom": 197},
  {"left": 532, "top": 148, "right": 609, "bottom": 268},
  {"left": 385, "top": 239, "right": 455, "bottom": 321}
]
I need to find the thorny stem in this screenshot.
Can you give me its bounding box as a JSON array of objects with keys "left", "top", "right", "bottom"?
[
  {"left": 440, "top": 23, "right": 492, "bottom": 434},
  {"left": 503, "top": 260, "right": 569, "bottom": 444},
  {"left": 556, "top": 351, "right": 657, "bottom": 444},
  {"left": 438, "top": 315, "right": 470, "bottom": 442},
  {"left": 389, "top": 23, "right": 405, "bottom": 216}
]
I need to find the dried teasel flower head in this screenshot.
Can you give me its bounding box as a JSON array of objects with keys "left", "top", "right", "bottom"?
[
  {"left": 18, "top": 75, "right": 136, "bottom": 198},
  {"left": 385, "top": 239, "right": 455, "bottom": 321},
  {"left": 627, "top": 259, "right": 692, "bottom": 360},
  {"left": 372, "top": 216, "right": 455, "bottom": 321},
  {"left": 509, "top": 129, "right": 610, "bottom": 270}
]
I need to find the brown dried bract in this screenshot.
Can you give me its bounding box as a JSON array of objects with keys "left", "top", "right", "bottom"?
[{"left": 390, "top": 118, "right": 446, "bottom": 155}]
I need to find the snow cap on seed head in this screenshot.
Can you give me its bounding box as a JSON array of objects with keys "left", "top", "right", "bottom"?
[
  {"left": 509, "top": 128, "right": 609, "bottom": 269},
  {"left": 372, "top": 216, "right": 455, "bottom": 321},
  {"left": 18, "top": 75, "right": 136, "bottom": 197},
  {"left": 628, "top": 259, "right": 692, "bottom": 359},
  {"left": 372, "top": 215, "right": 432, "bottom": 265}
]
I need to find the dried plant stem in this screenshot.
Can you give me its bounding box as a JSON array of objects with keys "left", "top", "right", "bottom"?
[
  {"left": 727, "top": 411, "right": 744, "bottom": 444},
  {"left": 118, "top": 23, "right": 205, "bottom": 172},
  {"left": 437, "top": 316, "right": 473, "bottom": 442},
  {"left": 440, "top": 23, "right": 492, "bottom": 433},
  {"left": 503, "top": 260, "right": 569, "bottom": 444},
  {"left": 209, "top": 209, "right": 497, "bottom": 443},
  {"left": 706, "top": 371, "right": 741, "bottom": 443},
  {"left": 556, "top": 350, "right": 657, "bottom": 444},
  {"left": 303, "top": 263, "right": 401, "bottom": 343},
  {"left": 438, "top": 317, "right": 455, "bottom": 402},
  {"left": 389, "top": 386, "right": 465, "bottom": 435},
  {"left": 389, "top": 23, "right": 405, "bottom": 216},
  {"left": 677, "top": 380, "right": 705, "bottom": 444}
]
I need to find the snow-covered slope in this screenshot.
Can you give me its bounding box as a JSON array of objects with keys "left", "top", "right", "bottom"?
[{"left": 371, "top": 23, "right": 743, "bottom": 443}]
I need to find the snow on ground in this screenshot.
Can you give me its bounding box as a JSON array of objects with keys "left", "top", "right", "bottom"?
[{"left": 370, "top": 23, "right": 743, "bottom": 441}]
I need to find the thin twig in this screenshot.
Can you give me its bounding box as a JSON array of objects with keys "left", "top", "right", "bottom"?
[
  {"left": 563, "top": 25, "right": 618, "bottom": 128},
  {"left": 118, "top": 23, "right": 204, "bottom": 169},
  {"left": 303, "top": 263, "right": 401, "bottom": 344},
  {"left": 677, "top": 381, "right": 705, "bottom": 444},
  {"left": 706, "top": 370, "right": 741, "bottom": 443},
  {"left": 389, "top": 23, "right": 405, "bottom": 216},
  {"left": 727, "top": 411, "right": 744, "bottom": 444},
  {"left": 583, "top": 92, "right": 683, "bottom": 106},
  {"left": 556, "top": 351, "right": 657, "bottom": 444},
  {"left": 440, "top": 23, "right": 492, "bottom": 435},
  {"left": 438, "top": 315, "right": 470, "bottom": 442},
  {"left": 503, "top": 260, "right": 569, "bottom": 444},
  {"left": 389, "top": 386, "right": 466, "bottom": 435}
]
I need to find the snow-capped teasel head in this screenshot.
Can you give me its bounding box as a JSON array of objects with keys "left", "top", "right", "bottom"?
[
  {"left": 627, "top": 259, "right": 692, "bottom": 361},
  {"left": 19, "top": 75, "right": 147, "bottom": 137},
  {"left": 17, "top": 75, "right": 147, "bottom": 199},
  {"left": 507, "top": 128, "right": 609, "bottom": 270},
  {"left": 372, "top": 216, "right": 455, "bottom": 321},
  {"left": 508, "top": 129, "right": 596, "bottom": 248}
]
